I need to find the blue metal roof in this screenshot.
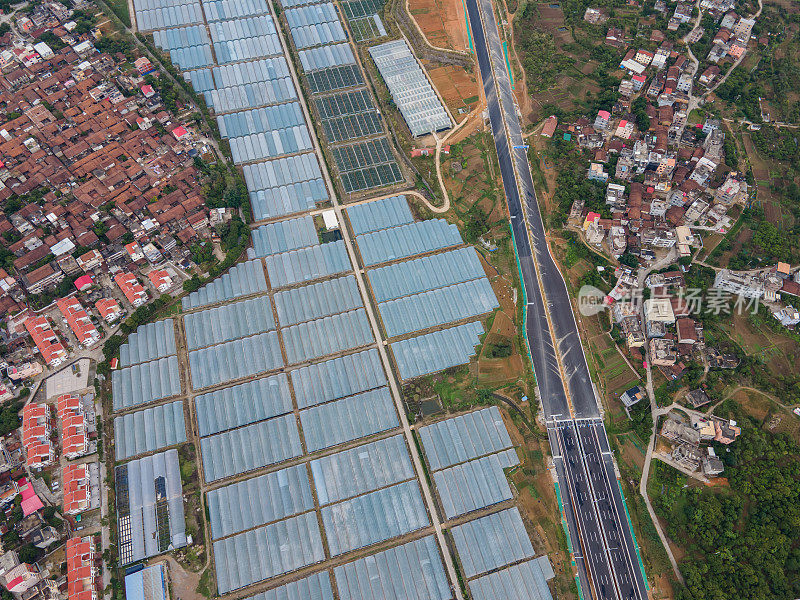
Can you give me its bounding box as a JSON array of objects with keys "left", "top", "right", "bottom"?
[{"left": 124, "top": 565, "right": 166, "bottom": 600}]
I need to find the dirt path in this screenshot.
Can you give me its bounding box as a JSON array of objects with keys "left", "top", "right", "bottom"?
[
  {"left": 159, "top": 557, "right": 205, "bottom": 600},
  {"left": 706, "top": 384, "right": 792, "bottom": 414}
]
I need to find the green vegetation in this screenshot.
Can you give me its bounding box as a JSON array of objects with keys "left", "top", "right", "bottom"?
[
  {"left": 652, "top": 410, "right": 800, "bottom": 600},
  {"left": 485, "top": 340, "right": 513, "bottom": 358},
  {"left": 0, "top": 401, "right": 23, "bottom": 437},
  {"left": 515, "top": 5, "right": 574, "bottom": 92},
  {"left": 104, "top": 0, "right": 132, "bottom": 27},
  {"left": 196, "top": 568, "right": 216, "bottom": 599},
  {"left": 544, "top": 137, "right": 607, "bottom": 225}
]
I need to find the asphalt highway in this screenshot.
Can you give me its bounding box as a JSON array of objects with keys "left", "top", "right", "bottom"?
[{"left": 464, "top": 0, "right": 649, "bottom": 597}]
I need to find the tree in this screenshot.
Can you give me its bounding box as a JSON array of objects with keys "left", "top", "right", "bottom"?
[
  {"left": 619, "top": 252, "right": 639, "bottom": 268},
  {"left": 17, "top": 544, "right": 42, "bottom": 564}
]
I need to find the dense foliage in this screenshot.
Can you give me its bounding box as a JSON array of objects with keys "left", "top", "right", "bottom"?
[
  {"left": 652, "top": 413, "right": 800, "bottom": 600},
  {"left": 0, "top": 401, "right": 22, "bottom": 437}
]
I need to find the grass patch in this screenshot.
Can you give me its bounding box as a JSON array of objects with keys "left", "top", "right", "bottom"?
[
  {"left": 106, "top": 0, "right": 131, "bottom": 27},
  {"left": 196, "top": 568, "right": 216, "bottom": 598}
]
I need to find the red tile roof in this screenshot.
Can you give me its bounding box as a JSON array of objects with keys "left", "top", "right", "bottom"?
[
  {"left": 24, "top": 314, "right": 67, "bottom": 366},
  {"left": 22, "top": 403, "right": 53, "bottom": 468},
  {"left": 94, "top": 298, "right": 122, "bottom": 322},
  {"left": 57, "top": 394, "right": 88, "bottom": 459},
  {"left": 62, "top": 463, "right": 90, "bottom": 515},
  {"left": 56, "top": 297, "right": 99, "bottom": 347},
  {"left": 66, "top": 537, "right": 95, "bottom": 600},
  {"left": 114, "top": 272, "right": 148, "bottom": 307}
]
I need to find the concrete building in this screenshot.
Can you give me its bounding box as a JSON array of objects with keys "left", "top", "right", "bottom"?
[{"left": 713, "top": 269, "right": 764, "bottom": 299}]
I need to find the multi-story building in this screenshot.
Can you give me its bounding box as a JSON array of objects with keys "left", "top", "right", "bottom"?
[
  {"left": 22, "top": 403, "right": 54, "bottom": 469},
  {"left": 24, "top": 314, "right": 67, "bottom": 367},
  {"left": 95, "top": 298, "right": 123, "bottom": 323},
  {"left": 58, "top": 394, "right": 90, "bottom": 460},
  {"left": 66, "top": 537, "right": 96, "bottom": 600},
  {"left": 6, "top": 362, "right": 43, "bottom": 381},
  {"left": 147, "top": 270, "right": 173, "bottom": 293},
  {"left": 713, "top": 269, "right": 764, "bottom": 299},
  {"left": 3, "top": 562, "right": 40, "bottom": 594},
  {"left": 115, "top": 273, "right": 148, "bottom": 307},
  {"left": 57, "top": 297, "right": 100, "bottom": 348},
  {"left": 63, "top": 463, "right": 91, "bottom": 515}
]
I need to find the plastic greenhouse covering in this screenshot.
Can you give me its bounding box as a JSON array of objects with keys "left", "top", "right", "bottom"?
[
  {"left": 182, "top": 259, "right": 267, "bottom": 310},
  {"left": 188, "top": 331, "right": 283, "bottom": 389},
  {"left": 114, "top": 400, "right": 187, "bottom": 460},
  {"left": 450, "top": 508, "right": 535, "bottom": 578},
  {"left": 282, "top": 308, "right": 373, "bottom": 363},
  {"left": 355, "top": 219, "right": 463, "bottom": 266},
  {"left": 346, "top": 195, "right": 413, "bottom": 236},
  {"left": 391, "top": 321, "right": 484, "bottom": 380},
  {"left": 115, "top": 450, "right": 186, "bottom": 564},
  {"left": 194, "top": 374, "right": 292, "bottom": 437},
  {"left": 290, "top": 348, "right": 386, "bottom": 408},
  {"left": 418, "top": 406, "right": 513, "bottom": 470},
  {"left": 334, "top": 536, "right": 451, "bottom": 600},
  {"left": 310, "top": 435, "right": 414, "bottom": 504},
  {"left": 184, "top": 296, "right": 275, "bottom": 349},
  {"left": 112, "top": 356, "right": 181, "bottom": 411},
  {"left": 207, "top": 464, "right": 313, "bottom": 538},
  {"left": 432, "top": 448, "right": 519, "bottom": 519},
  {"left": 213, "top": 512, "right": 324, "bottom": 593},
  {"left": 377, "top": 278, "right": 498, "bottom": 337},
  {"left": 119, "top": 319, "right": 176, "bottom": 367},
  {"left": 274, "top": 275, "right": 363, "bottom": 326},
  {"left": 367, "top": 247, "right": 486, "bottom": 302},
  {"left": 468, "top": 557, "right": 555, "bottom": 600},
  {"left": 299, "top": 387, "right": 398, "bottom": 451},
  {"left": 201, "top": 415, "right": 302, "bottom": 481},
  {"left": 264, "top": 241, "right": 351, "bottom": 288},
  {"left": 321, "top": 480, "right": 428, "bottom": 556}
]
